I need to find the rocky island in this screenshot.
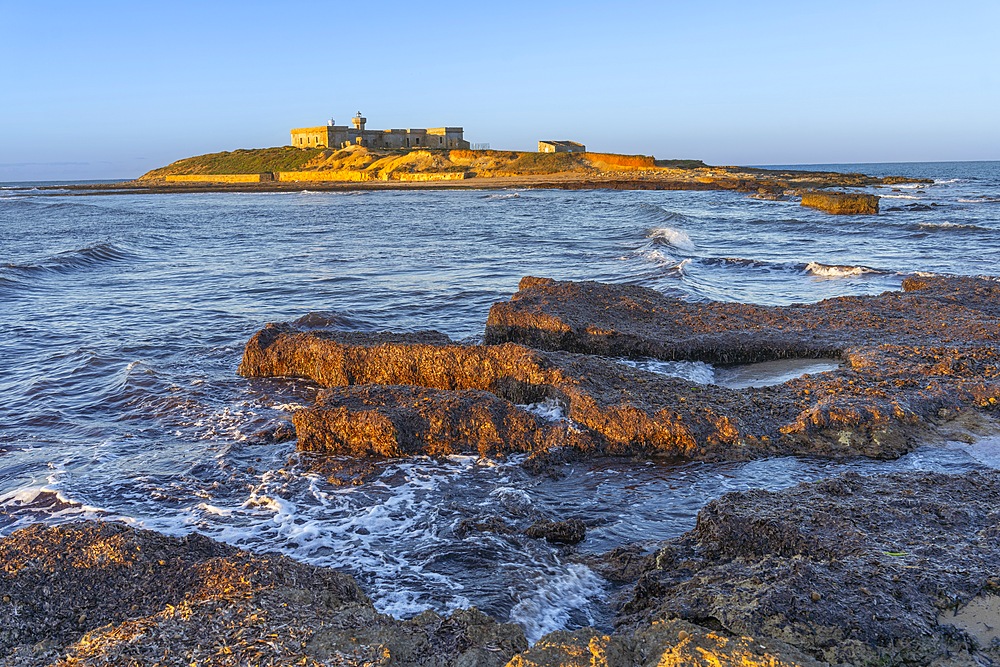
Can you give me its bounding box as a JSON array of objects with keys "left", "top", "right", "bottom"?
[{"left": 61, "top": 145, "right": 925, "bottom": 207}]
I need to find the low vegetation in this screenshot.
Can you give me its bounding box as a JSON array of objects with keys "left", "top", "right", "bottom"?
[
  {"left": 139, "top": 145, "right": 692, "bottom": 181},
  {"left": 139, "top": 147, "right": 324, "bottom": 179}
]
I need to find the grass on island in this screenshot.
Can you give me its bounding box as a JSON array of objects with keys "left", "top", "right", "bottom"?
[
  {"left": 140, "top": 147, "right": 324, "bottom": 179},
  {"left": 138, "top": 146, "right": 711, "bottom": 181}
]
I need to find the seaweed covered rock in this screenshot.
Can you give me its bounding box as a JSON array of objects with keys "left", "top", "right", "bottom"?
[
  {"left": 0, "top": 522, "right": 528, "bottom": 666},
  {"left": 524, "top": 519, "right": 587, "bottom": 545},
  {"left": 484, "top": 275, "right": 1000, "bottom": 361},
  {"left": 482, "top": 275, "right": 1000, "bottom": 457},
  {"left": 617, "top": 470, "right": 1000, "bottom": 665},
  {"left": 294, "top": 385, "right": 582, "bottom": 458},
  {"left": 801, "top": 190, "right": 880, "bottom": 215},
  {"left": 507, "top": 622, "right": 823, "bottom": 667},
  {"left": 240, "top": 275, "right": 1000, "bottom": 462}
]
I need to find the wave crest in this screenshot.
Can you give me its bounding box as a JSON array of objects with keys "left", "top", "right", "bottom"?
[
  {"left": 2, "top": 243, "right": 135, "bottom": 276},
  {"left": 804, "top": 261, "right": 881, "bottom": 278},
  {"left": 646, "top": 226, "right": 695, "bottom": 252}
]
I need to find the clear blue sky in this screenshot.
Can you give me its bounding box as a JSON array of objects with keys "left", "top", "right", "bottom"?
[{"left": 2, "top": 0, "right": 998, "bottom": 180}]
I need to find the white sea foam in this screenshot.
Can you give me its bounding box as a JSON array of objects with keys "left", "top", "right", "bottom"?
[
  {"left": 881, "top": 194, "right": 922, "bottom": 200},
  {"left": 519, "top": 399, "right": 568, "bottom": 422},
  {"left": 188, "top": 406, "right": 254, "bottom": 442},
  {"left": 509, "top": 563, "right": 606, "bottom": 644},
  {"left": 489, "top": 486, "right": 534, "bottom": 515},
  {"left": 618, "top": 358, "right": 716, "bottom": 385},
  {"left": 635, "top": 251, "right": 690, "bottom": 275},
  {"left": 917, "top": 221, "right": 986, "bottom": 231},
  {"left": 647, "top": 226, "right": 695, "bottom": 252},
  {"left": 0, "top": 476, "right": 108, "bottom": 531},
  {"left": 805, "top": 261, "right": 878, "bottom": 278},
  {"left": 484, "top": 192, "right": 521, "bottom": 200},
  {"left": 270, "top": 402, "right": 307, "bottom": 412}
]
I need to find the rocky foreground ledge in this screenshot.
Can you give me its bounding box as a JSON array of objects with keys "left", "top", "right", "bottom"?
[
  {"left": 239, "top": 275, "right": 1000, "bottom": 462},
  {"left": 4, "top": 469, "right": 1000, "bottom": 665}
]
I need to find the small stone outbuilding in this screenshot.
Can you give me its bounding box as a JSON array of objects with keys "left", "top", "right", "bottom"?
[{"left": 538, "top": 140, "right": 586, "bottom": 153}]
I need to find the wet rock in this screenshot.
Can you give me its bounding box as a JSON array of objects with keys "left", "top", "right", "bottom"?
[
  {"left": 482, "top": 275, "right": 1000, "bottom": 458},
  {"left": 506, "top": 621, "right": 822, "bottom": 667},
  {"left": 0, "top": 521, "right": 527, "bottom": 666},
  {"left": 240, "top": 275, "right": 1000, "bottom": 462},
  {"left": 800, "top": 190, "right": 880, "bottom": 214},
  {"left": 884, "top": 202, "right": 941, "bottom": 212},
  {"left": 455, "top": 516, "right": 517, "bottom": 538},
  {"left": 588, "top": 544, "right": 656, "bottom": 583},
  {"left": 239, "top": 325, "right": 796, "bottom": 460},
  {"left": 294, "top": 385, "right": 577, "bottom": 458},
  {"left": 247, "top": 418, "right": 296, "bottom": 444},
  {"left": 524, "top": 519, "right": 586, "bottom": 545},
  {"left": 618, "top": 470, "right": 1000, "bottom": 666}
]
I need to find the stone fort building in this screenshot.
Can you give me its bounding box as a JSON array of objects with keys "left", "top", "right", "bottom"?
[{"left": 291, "top": 112, "right": 470, "bottom": 150}]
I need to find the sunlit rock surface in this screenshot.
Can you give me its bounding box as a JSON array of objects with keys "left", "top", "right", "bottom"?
[
  {"left": 240, "top": 275, "right": 1000, "bottom": 462},
  {"left": 0, "top": 522, "right": 527, "bottom": 666},
  {"left": 801, "top": 190, "right": 880, "bottom": 215}
]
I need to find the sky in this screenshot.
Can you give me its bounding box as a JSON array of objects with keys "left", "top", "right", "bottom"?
[{"left": 2, "top": 0, "right": 998, "bottom": 181}]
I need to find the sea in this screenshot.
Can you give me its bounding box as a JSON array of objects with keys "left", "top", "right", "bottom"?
[{"left": 2, "top": 161, "right": 999, "bottom": 641}]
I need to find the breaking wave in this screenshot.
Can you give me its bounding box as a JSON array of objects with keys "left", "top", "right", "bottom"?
[
  {"left": 958, "top": 196, "right": 1000, "bottom": 204},
  {"left": 804, "top": 261, "right": 882, "bottom": 278},
  {"left": 646, "top": 226, "right": 695, "bottom": 252},
  {"left": 915, "top": 221, "right": 991, "bottom": 232}
]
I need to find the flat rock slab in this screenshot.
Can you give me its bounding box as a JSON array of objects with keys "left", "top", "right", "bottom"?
[
  {"left": 480, "top": 275, "right": 1000, "bottom": 457},
  {"left": 484, "top": 275, "right": 1000, "bottom": 361},
  {"left": 0, "top": 522, "right": 528, "bottom": 666},
  {"left": 239, "top": 275, "right": 1000, "bottom": 461},
  {"left": 801, "top": 190, "right": 880, "bottom": 214},
  {"left": 616, "top": 470, "right": 1000, "bottom": 665}
]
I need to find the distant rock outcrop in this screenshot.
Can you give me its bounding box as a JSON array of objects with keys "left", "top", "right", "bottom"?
[{"left": 800, "top": 190, "right": 880, "bottom": 214}]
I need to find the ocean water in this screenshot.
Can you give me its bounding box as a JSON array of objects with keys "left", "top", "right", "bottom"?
[{"left": 1, "top": 162, "right": 999, "bottom": 641}]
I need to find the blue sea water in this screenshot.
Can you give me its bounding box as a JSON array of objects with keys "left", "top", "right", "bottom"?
[{"left": 1, "top": 162, "right": 999, "bottom": 639}]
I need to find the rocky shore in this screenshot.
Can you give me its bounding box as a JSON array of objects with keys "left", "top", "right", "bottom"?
[
  {"left": 5, "top": 468, "right": 1000, "bottom": 665},
  {"left": 6, "top": 273, "right": 1000, "bottom": 665}
]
